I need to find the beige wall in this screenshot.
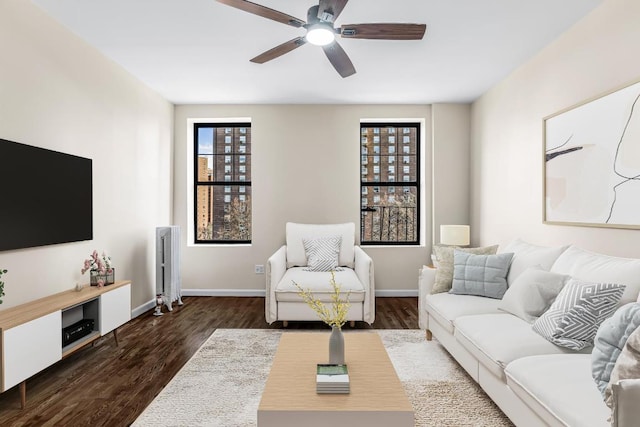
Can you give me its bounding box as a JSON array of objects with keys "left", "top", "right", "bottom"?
[
  {"left": 432, "top": 104, "right": 471, "bottom": 245},
  {"left": 0, "top": 1, "right": 174, "bottom": 310},
  {"left": 471, "top": 0, "right": 640, "bottom": 256},
  {"left": 174, "top": 105, "right": 432, "bottom": 293}
]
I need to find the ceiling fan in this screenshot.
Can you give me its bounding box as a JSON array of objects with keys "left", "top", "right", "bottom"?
[{"left": 216, "top": 0, "right": 427, "bottom": 78}]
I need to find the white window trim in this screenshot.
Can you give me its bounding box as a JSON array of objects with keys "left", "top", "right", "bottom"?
[
  {"left": 360, "top": 118, "right": 426, "bottom": 247},
  {"left": 186, "top": 117, "right": 252, "bottom": 247}
]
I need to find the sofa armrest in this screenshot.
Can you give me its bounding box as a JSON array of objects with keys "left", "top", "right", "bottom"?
[
  {"left": 354, "top": 246, "right": 375, "bottom": 324},
  {"left": 611, "top": 379, "right": 640, "bottom": 427},
  {"left": 418, "top": 266, "right": 436, "bottom": 330},
  {"left": 266, "top": 245, "right": 287, "bottom": 324}
]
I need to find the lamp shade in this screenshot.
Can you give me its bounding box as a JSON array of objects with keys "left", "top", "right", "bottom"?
[{"left": 440, "top": 225, "right": 470, "bottom": 246}]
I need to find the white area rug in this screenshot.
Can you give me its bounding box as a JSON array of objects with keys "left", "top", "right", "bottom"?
[{"left": 133, "top": 329, "right": 512, "bottom": 426}]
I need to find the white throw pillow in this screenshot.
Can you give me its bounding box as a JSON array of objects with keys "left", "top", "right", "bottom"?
[
  {"left": 302, "top": 236, "right": 342, "bottom": 272},
  {"left": 533, "top": 279, "right": 626, "bottom": 350},
  {"left": 551, "top": 246, "right": 640, "bottom": 305},
  {"left": 503, "top": 238, "right": 569, "bottom": 287},
  {"left": 498, "top": 267, "right": 571, "bottom": 323}
]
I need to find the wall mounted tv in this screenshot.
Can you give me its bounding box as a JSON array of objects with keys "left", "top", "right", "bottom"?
[{"left": 0, "top": 138, "right": 93, "bottom": 251}]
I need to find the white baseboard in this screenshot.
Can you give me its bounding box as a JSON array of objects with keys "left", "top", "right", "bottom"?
[
  {"left": 375, "top": 289, "right": 418, "bottom": 297},
  {"left": 132, "top": 299, "right": 155, "bottom": 318},
  {"left": 182, "top": 289, "right": 267, "bottom": 297},
  {"left": 178, "top": 289, "right": 417, "bottom": 297}
]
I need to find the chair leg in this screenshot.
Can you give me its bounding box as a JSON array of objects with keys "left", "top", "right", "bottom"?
[
  {"left": 282, "top": 321, "right": 288, "bottom": 328},
  {"left": 426, "top": 329, "right": 432, "bottom": 341},
  {"left": 349, "top": 320, "right": 355, "bottom": 328}
]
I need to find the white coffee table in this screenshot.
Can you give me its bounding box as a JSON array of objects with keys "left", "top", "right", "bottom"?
[{"left": 257, "top": 332, "right": 414, "bottom": 427}]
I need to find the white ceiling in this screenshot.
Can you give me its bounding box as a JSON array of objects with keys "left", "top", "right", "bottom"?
[{"left": 32, "top": 0, "right": 603, "bottom": 105}]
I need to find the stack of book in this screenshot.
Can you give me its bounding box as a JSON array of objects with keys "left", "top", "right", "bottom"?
[{"left": 316, "top": 364, "right": 350, "bottom": 394}]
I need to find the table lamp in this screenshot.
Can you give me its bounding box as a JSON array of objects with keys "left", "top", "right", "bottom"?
[{"left": 440, "top": 225, "right": 470, "bottom": 246}]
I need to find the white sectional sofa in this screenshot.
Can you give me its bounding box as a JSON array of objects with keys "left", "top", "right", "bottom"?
[{"left": 418, "top": 242, "right": 640, "bottom": 427}]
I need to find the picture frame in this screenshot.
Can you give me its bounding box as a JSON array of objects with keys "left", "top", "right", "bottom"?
[{"left": 543, "top": 79, "right": 640, "bottom": 229}]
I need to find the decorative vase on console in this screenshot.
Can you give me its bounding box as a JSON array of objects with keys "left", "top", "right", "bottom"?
[
  {"left": 294, "top": 271, "right": 351, "bottom": 364},
  {"left": 81, "top": 250, "right": 115, "bottom": 287}
]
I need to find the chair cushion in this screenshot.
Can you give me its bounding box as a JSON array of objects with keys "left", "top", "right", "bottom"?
[
  {"left": 551, "top": 245, "right": 640, "bottom": 305},
  {"left": 506, "top": 355, "right": 610, "bottom": 427},
  {"left": 502, "top": 238, "right": 569, "bottom": 286},
  {"left": 450, "top": 251, "right": 513, "bottom": 299},
  {"left": 425, "top": 293, "right": 503, "bottom": 334},
  {"left": 286, "top": 223, "right": 355, "bottom": 268},
  {"left": 275, "top": 268, "right": 365, "bottom": 303},
  {"left": 454, "top": 313, "right": 590, "bottom": 380}
]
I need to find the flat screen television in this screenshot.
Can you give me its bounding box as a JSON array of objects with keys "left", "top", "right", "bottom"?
[{"left": 0, "top": 138, "right": 93, "bottom": 251}]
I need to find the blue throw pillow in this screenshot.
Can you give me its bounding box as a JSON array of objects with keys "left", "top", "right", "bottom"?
[
  {"left": 592, "top": 302, "right": 640, "bottom": 395},
  {"left": 449, "top": 251, "right": 514, "bottom": 299}
]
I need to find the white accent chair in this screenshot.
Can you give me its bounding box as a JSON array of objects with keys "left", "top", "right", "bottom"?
[{"left": 266, "top": 222, "right": 375, "bottom": 325}]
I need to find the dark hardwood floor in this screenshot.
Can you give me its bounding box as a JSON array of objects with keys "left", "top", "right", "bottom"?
[{"left": 0, "top": 296, "right": 418, "bottom": 426}]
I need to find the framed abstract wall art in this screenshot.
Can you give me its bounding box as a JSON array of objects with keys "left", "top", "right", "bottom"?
[{"left": 544, "top": 79, "right": 640, "bottom": 229}]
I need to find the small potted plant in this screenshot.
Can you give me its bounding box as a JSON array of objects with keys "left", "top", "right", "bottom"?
[
  {"left": 81, "top": 250, "right": 114, "bottom": 287},
  {"left": 0, "top": 268, "right": 7, "bottom": 304}
]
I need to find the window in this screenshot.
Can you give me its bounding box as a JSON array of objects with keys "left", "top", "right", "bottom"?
[
  {"left": 361, "top": 155, "right": 368, "bottom": 164},
  {"left": 194, "top": 122, "right": 251, "bottom": 243},
  {"left": 373, "top": 136, "right": 380, "bottom": 144},
  {"left": 360, "top": 122, "right": 419, "bottom": 245},
  {"left": 373, "top": 156, "right": 379, "bottom": 164}
]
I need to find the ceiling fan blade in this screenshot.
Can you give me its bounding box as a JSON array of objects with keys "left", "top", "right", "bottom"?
[
  {"left": 317, "top": 0, "right": 349, "bottom": 22},
  {"left": 322, "top": 41, "right": 356, "bottom": 78},
  {"left": 250, "top": 37, "right": 307, "bottom": 64},
  {"left": 340, "top": 23, "right": 427, "bottom": 40},
  {"left": 216, "top": 0, "right": 305, "bottom": 28}
]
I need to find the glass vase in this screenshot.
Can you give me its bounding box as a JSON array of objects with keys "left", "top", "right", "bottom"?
[{"left": 329, "top": 325, "right": 345, "bottom": 364}]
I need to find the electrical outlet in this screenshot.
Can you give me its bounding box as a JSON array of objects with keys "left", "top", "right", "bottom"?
[{"left": 255, "top": 264, "right": 265, "bottom": 274}]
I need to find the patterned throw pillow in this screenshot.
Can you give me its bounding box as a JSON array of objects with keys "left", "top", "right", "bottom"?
[
  {"left": 431, "top": 244, "right": 499, "bottom": 294},
  {"left": 533, "top": 279, "right": 626, "bottom": 350},
  {"left": 302, "top": 236, "right": 342, "bottom": 272},
  {"left": 605, "top": 323, "right": 640, "bottom": 408},
  {"left": 592, "top": 303, "right": 640, "bottom": 395}
]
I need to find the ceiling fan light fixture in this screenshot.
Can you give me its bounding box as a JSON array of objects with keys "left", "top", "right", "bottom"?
[{"left": 306, "top": 24, "right": 335, "bottom": 46}]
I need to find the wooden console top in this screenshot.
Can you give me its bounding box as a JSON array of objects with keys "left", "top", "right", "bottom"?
[{"left": 0, "top": 280, "right": 131, "bottom": 330}]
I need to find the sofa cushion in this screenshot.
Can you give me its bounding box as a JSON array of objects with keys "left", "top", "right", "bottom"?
[
  {"left": 592, "top": 303, "right": 640, "bottom": 395},
  {"left": 533, "top": 279, "right": 625, "bottom": 350},
  {"left": 498, "top": 267, "right": 570, "bottom": 323},
  {"left": 505, "top": 354, "right": 610, "bottom": 427},
  {"left": 302, "top": 235, "right": 341, "bottom": 272},
  {"left": 275, "top": 268, "right": 365, "bottom": 302},
  {"left": 503, "top": 238, "right": 569, "bottom": 286},
  {"left": 425, "top": 293, "right": 503, "bottom": 334},
  {"left": 431, "top": 244, "right": 499, "bottom": 294},
  {"left": 286, "top": 222, "right": 355, "bottom": 268},
  {"left": 550, "top": 245, "right": 640, "bottom": 305},
  {"left": 605, "top": 322, "right": 640, "bottom": 408},
  {"left": 450, "top": 251, "right": 513, "bottom": 299},
  {"left": 454, "top": 313, "right": 590, "bottom": 380}
]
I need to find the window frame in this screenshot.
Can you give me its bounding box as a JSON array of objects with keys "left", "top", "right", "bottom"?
[
  {"left": 193, "top": 122, "right": 252, "bottom": 245},
  {"left": 360, "top": 121, "right": 420, "bottom": 246}
]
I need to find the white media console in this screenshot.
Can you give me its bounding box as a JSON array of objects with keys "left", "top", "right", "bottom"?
[{"left": 0, "top": 280, "right": 131, "bottom": 408}]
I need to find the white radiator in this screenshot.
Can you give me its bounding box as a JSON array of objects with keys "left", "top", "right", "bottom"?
[{"left": 155, "top": 226, "right": 182, "bottom": 314}]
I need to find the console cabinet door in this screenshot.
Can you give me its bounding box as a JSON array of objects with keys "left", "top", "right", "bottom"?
[
  {"left": 100, "top": 284, "right": 131, "bottom": 335},
  {"left": 3, "top": 311, "right": 62, "bottom": 391}
]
